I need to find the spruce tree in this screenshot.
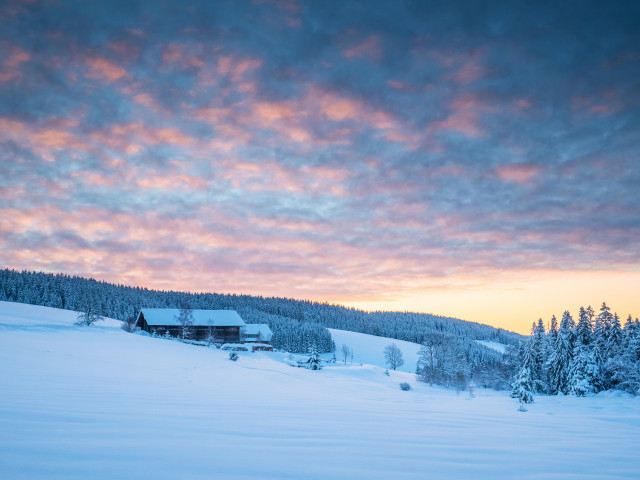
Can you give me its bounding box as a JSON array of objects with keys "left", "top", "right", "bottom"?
[
  {"left": 530, "top": 319, "right": 548, "bottom": 393},
  {"left": 569, "top": 307, "right": 603, "bottom": 396},
  {"left": 603, "top": 313, "right": 625, "bottom": 389},
  {"left": 511, "top": 342, "right": 535, "bottom": 405},
  {"left": 548, "top": 315, "right": 558, "bottom": 342},
  {"left": 595, "top": 302, "right": 613, "bottom": 356},
  {"left": 304, "top": 345, "right": 322, "bottom": 370},
  {"left": 547, "top": 311, "right": 574, "bottom": 394}
]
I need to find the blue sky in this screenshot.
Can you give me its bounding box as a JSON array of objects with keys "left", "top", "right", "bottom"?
[{"left": 1, "top": 0, "right": 639, "bottom": 332}]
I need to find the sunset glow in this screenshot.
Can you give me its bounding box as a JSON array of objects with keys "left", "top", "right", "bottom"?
[{"left": 1, "top": 1, "right": 639, "bottom": 334}]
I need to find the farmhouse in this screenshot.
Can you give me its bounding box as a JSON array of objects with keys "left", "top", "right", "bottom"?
[{"left": 136, "top": 308, "right": 272, "bottom": 346}]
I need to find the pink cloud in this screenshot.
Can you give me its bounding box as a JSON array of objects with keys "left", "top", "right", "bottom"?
[
  {"left": 85, "top": 57, "right": 129, "bottom": 82},
  {"left": 71, "top": 171, "right": 117, "bottom": 187},
  {"left": 517, "top": 98, "right": 532, "bottom": 109},
  {"left": 387, "top": 80, "right": 413, "bottom": 92},
  {"left": 0, "top": 45, "right": 31, "bottom": 82},
  {"left": 195, "top": 107, "right": 232, "bottom": 123},
  {"left": 6, "top": 49, "right": 30, "bottom": 67},
  {"left": 217, "top": 56, "right": 262, "bottom": 82},
  {"left": 132, "top": 93, "right": 155, "bottom": 108},
  {"left": 137, "top": 173, "right": 208, "bottom": 190},
  {"left": 318, "top": 92, "right": 361, "bottom": 121},
  {"left": 0, "top": 116, "right": 90, "bottom": 162},
  {"left": 252, "top": 102, "right": 295, "bottom": 121},
  {"left": 111, "top": 123, "right": 197, "bottom": 146},
  {"left": 429, "top": 94, "right": 493, "bottom": 138},
  {"left": 495, "top": 162, "right": 543, "bottom": 184},
  {"left": 196, "top": 54, "right": 261, "bottom": 88},
  {"left": 450, "top": 58, "right": 485, "bottom": 84},
  {"left": 161, "top": 43, "right": 205, "bottom": 68},
  {"left": 342, "top": 36, "right": 381, "bottom": 59}
]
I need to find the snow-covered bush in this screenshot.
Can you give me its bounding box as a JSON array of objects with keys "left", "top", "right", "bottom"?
[
  {"left": 300, "top": 346, "right": 322, "bottom": 370},
  {"left": 121, "top": 315, "right": 137, "bottom": 332},
  {"left": 399, "top": 382, "right": 411, "bottom": 391}
]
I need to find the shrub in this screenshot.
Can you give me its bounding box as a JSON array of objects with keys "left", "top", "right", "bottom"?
[
  {"left": 121, "top": 315, "right": 137, "bottom": 332},
  {"left": 400, "top": 382, "right": 411, "bottom": 391}
]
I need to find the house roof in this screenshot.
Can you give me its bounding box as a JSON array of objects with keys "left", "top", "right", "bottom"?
[
  {"left": 241, "top": 323, "right": 273, "bottom": 341},
  {"left": 139, "top": 308, "right": 245, "bottom": 327}
]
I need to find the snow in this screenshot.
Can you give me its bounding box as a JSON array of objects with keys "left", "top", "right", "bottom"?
[
  {"left": 329, "top": 328, "right": 421, "bottom": 372},
  {"left": 140, "top": 307, "right": 245, "bottom": 326},
  {"left": 1, "top": 301, "right": 639, "bottom": 479},
  {"left": 476, "top": 339, "right": 508, "bottom": 354}
]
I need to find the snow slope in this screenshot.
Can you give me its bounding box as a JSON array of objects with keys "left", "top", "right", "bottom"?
[
  {"left": 476, "top": 339, "right": 508, "bottom": 354},
  {"left": 1, "top": 301, "right": 639, "bottom": 479},
  {"left": 329, "top": 328, "right": 421, "bottom": 372}
]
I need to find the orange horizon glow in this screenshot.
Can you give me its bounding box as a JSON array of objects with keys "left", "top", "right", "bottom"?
[{"left": 4, "top": 265, "right": 638, "bottom": 336}]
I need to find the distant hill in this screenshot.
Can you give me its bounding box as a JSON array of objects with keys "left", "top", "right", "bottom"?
[{"left": 0, "top": 268, "right": 523, "bottom": 382}]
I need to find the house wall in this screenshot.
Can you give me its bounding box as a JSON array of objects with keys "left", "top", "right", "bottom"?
[
  {"left": 137, "top": 312, "right": 242, "bottom": 342},
  {"left": 144, "top": 324, "right": 240, "bottom": 342}
]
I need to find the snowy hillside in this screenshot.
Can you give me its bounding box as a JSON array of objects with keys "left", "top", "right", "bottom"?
[
  {"left": 476, "top": 339, "right": 508, "bottom": 354},
  {"left": 329, "top": 328, "right": 422, "bottom": 372},
  {"left": 1, "top": 301, "right": 639, "bottom": 479}
]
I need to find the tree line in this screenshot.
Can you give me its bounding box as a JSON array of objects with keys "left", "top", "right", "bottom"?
[{"left": 512, "top": 303, "right": 640, "bottom": 404}]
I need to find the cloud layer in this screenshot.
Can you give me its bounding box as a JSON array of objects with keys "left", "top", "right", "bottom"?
[{"left": 1, "top": 0, "right": 639, "bottom": 331}]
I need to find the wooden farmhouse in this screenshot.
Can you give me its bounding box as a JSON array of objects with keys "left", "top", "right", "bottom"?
[{"left": 135, "top": 308, "right": 272, "bottom": 346}]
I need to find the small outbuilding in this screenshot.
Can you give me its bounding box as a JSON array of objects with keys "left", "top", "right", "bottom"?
[
  {"left": 240, "top": 324, "right": 273, "bottom": 343},
  {"left": 240, "top": 323, "right": 274, "bottom": 350}
]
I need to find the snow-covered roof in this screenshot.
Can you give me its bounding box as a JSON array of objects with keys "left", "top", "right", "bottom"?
[
  {"left": 139, "top": 308, "right": 245, "bottom": 327},
  {"left": 241, "top": 323, "right": 273, "bottom": 341}
]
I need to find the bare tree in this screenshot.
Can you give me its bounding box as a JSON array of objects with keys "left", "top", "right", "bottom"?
[
  {"left": 75, "top": 299, "right": 103, "bottom": 326},
  {"left": 384, "top": 343, "right": 405, "bottom": 371},
  {"left": 205, "top": 319, "right": 215, "bottom": 345},
  {"left": 341, "top": 344, "right": 351, "bottom": 364},
  {"left": 121, "top": 315, "right": 137, "bottom": 332},
  {"left": 175, "top": 304, "right": 194, "bottom": 340},
  {"left": 417, "top": 332, "right": 468, "bottom": 388}
]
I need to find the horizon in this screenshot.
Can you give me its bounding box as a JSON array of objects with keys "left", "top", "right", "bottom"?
[
  {"left": 5, "top": 267, "right": 639, "bottom": 336},
  {"left": 1, "top": 1, "right": 639, "bottom": 336}
]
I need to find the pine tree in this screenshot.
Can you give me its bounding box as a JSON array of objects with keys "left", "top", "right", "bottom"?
[
  {"left": 303, "top": 345, "right": 322, "bottom": 370},
  {"left": 547, "top": 311, "right": 574, "bottom": 394},
  {"left": 595, "top": 302, "right": 613, "bottom": 355},
  {"left": 611, "top": 317, "right": 640, "bottom": 394},
  {"left": 603, "top": 313, "right": 625, "bottom": 389},
  {"left": 569, "top": 307, "right": 603, "bottom": 396},
  {"left": 606, "top": 313, "right": 624, "bottom": 357},
  {"left": 511, "top": 342, "right": 535, "bottom": 405},
  {"left": 530, "top": 318, "right": 548, "bottom": 393},
  {"left": 548, "top": 315, "right": 558, "bottom": 342}
]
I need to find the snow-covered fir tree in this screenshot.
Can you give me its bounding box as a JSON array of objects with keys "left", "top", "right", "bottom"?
[
  {"left": 594, "top": 302, "right": 613, "bottom": 356},
  {"left": 569, "top": 307, "right": 603, "bottom": 396},
  {"left": 547, "top": 311, "right": 574, "bottom": 394},
  {"left": 529, "top": 319, "right": 547, "bottom": 393},
  {"left": 511, "top": 341, "right": 535, "bottom": 404},
  {"left": 303, "top": 345, "right": 322, "bottom": 370}
]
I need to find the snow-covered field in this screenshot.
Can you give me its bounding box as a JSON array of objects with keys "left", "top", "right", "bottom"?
[{"left": 1, "top": 301, "right": 639, "bottom": 479}]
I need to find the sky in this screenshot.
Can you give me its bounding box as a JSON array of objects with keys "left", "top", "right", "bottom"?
[{"left": 1, "top": 0, "right": 639, "bottom": 334}]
